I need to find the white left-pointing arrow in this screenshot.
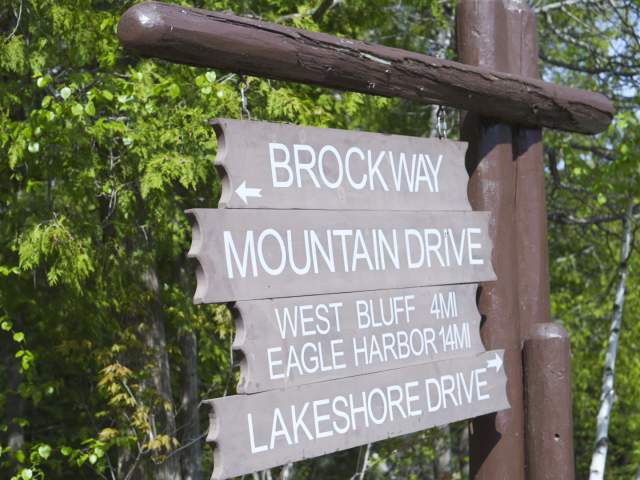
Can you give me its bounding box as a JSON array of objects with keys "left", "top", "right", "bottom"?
[
  {"left": 235, "top": 181, "right": 262, "bottom": 205},
  {"left": 487, "top": 352, "right": 503, "bottom": 372}
]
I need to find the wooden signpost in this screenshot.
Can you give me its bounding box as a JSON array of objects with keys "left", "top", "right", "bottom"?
[
  {"left": 184, "top": 121, "right": 507, "bottom": 479},
  {"left": 117, "top": 1, "right": 614, "bottom": 478}
]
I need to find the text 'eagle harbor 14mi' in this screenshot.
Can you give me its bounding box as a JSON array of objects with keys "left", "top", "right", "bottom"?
[{"left": 187, "top": 120, "right": 509, "bottom": 480}]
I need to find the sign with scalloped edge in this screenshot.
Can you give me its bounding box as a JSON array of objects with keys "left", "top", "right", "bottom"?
[
  {"left": 234, "top": 284, "right": 484, "bottom": 393},
  {"left": 205, "top": 350, "right": 508, "bottom": 480},
  {"left": 187, "top": 209, "right": 495, "bottom": 303},
  {"left": 214, "top": 119, "right": 471, "bottom": 211}
]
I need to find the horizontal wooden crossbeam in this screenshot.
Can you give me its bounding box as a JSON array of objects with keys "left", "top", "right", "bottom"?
[{"left": 117, "top": 1, "right": 613, "bottom": 135}]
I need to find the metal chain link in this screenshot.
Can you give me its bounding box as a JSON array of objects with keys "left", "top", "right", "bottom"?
[
  {"left": 239, "top": 74, "right": 251, "bottom": 120},
  {"left": 436, "top": 104, "right": 447, "bottom": 140}
]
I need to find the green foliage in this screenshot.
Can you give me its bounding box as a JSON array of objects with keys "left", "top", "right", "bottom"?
[
  {"left": 0, "top": 0, "right": 637, "bottom": 478},
  {"left": 0, "top": 0, "right": 453, "bottom": 478},
  {"left": 538, "top": 1, "right": 640, "bottom": 477}
]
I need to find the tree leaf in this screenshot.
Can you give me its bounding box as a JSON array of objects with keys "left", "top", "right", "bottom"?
[
  {"left": 38, "top": 444, "right": 52, "bottom": 459},
  {"left": 60, "top": 87, "right": 71, "bottom": 100}
]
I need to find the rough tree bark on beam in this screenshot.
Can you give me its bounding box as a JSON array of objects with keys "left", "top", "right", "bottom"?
[
  {"left": 589, "top": 196, "right": 635, "bottom": 480},
  {"left": 116, "top": 1, "right": 613, "bottom": 135}
]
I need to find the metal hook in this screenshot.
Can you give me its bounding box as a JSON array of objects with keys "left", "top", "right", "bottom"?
[
  {"left": 436, "top": 105, "right": 447, "bottom": 140},
  {"left": 239, "top": 75, "right": 251, "bottom": 120}
]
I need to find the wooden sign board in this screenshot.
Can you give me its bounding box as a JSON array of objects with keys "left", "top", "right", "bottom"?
[
  {"left": 206, "top": 350, "right": 509, "bottom": 480},
  {"left": 236, "top": 284, "right": 483, "bottom": 393},
  {"left": 214, "top": 119, "right": 471, "bottom": 211},
  {"left": 187, "top": 209, "right": 495, "bottom": 302},
  {"left": 183, "top": 119, "right": 508, "bottom": 479}
]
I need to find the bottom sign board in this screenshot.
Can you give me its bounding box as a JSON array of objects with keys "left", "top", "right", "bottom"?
[{"left": 206, "top": 350, "right": 509, "bottom": 479}]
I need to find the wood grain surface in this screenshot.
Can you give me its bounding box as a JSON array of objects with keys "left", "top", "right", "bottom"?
[
  {"left": 118, "top": 2, "right": 613, "bottom": 134},
  {"left": 187, "top": 209, "right": 495, "bottom": 302},
  {"left": 214, "top": 119, "right": 471, "bottom": 211},
  {"left": 235, "top": 284, "right": 483, "bottom": 393},
  {"left": 206, "top": 350, "right": 509, "bottom": 479}
]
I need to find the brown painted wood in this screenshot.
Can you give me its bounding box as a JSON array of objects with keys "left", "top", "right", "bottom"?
[
  {"left": 235, "top": 284, "right": 484, "bottom": 393},
  {"left": 214, "top": 119, "right": 471, "bottom": 211},
  {"left": 458, "top": 1, "right": 525, "bottom": 478},
  {"left": 523, "top": 323, "right": 575, "bottom": 480},
  {"left": 512, "top": 1, "right": 552, "bottom": 337},
  {"left": 205, "top": 350, "right": 509, "bottom": 479},
  {"left": 187, "top": 209, "right": 495, "bottom": 303},
  {"left": 512, "top": 7, "right": 575, "bottom": 477},
  {"left": 117, "top": 1, "right": 613, "bottom": 135}
]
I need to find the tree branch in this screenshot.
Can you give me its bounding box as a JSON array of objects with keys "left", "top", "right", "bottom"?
[
  {"left": 534, "top": 0, "right": 587, "bottom": 13},
  {"left": 312, "top": 0, "right": 338, "bottom": 22},
  {"left": 548, "top": 212, "right": 624, "bottom": 225},
  {"left": 548, "top": 205, "right": 640, "bottom": 225},
  {"left": 540, "top": 53, "right": 639, "bottom": 78},
  {"left": 5, "top": 0, "right": 23, "bottom": 40}
]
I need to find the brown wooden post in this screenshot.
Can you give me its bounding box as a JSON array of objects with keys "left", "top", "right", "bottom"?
[
  {"left": 459, "top": 1, "right": 576, "bottom": 478},
  {"left": 524, "top": 324, "right": 575, "bottom": 480},
  {"left": 457, "top": 1, "right": 526, "bottom": 477},
  {"left": 512, "top": 1, "right": 551, "bottom": 335},
  {"left": 516, "top": 4, "right": 576, "bottom": 479},
  {"left": 510, "top": 4, "right": 576, "bottom": 479}
]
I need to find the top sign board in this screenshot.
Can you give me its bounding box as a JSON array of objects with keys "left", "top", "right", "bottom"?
[{"left": 214, "top": 119, "right": 471, "bottom": 211}]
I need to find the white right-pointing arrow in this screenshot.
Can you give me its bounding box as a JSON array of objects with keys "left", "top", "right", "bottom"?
[
  {"left": 487, "top": 352, "right": 503, "bottom": 372},
  {"left": 235, "top": 181, "right": 262, "bottom": 205}
]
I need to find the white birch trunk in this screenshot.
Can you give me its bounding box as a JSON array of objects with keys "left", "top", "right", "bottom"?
[
  {"left": 279, "top": 463, "right": 294, "bottom": 480},
  {"left": 435, "top": 425, "right": 452, "bottom": 479},
  {"left": 588, "top": 197, "right": 635, "bottom": 480},
  {"left": 357, "top": 443, "right": 372, "bottom": 480}
]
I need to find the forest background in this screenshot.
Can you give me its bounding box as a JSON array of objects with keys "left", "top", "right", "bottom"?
[{"left": 0, "top": 0, "right": 638, "bottom": 479}]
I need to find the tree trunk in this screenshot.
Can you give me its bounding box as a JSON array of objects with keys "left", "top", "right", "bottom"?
[
  {"left": 459, "top": 424, "right": 469, "bottom": 479},
  {"left": 279, "top": 463, "right": 294, "bottom": 480},
  {"left": 131, "top": 182, "right": 182, "bottom": 480},
  {"left": 5, "top": 361, "right": 24, "bottom": 456},
  {"left": 179, "top": 328, "right": 202, "bottom": 480},
  {"left": 141, "top": 265, "right": 182, "bottom": 480},
  {"left": 435, "top": 426, "right": 452, "bottom": 479},
  {"left": 589, "top": 197, "right": 635, "bottom": 480},
  {"left": 3, "top": 317, "right": 25, "bottom": 475}
]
